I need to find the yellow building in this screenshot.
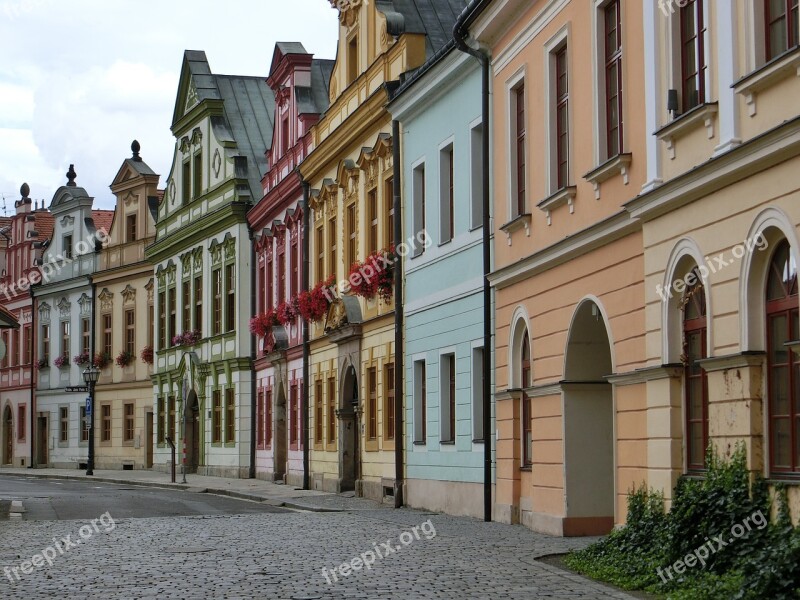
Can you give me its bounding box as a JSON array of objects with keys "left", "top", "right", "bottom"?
[
  {"left": 92, "top": 141, "right": 160, "bottom": 470},
  {"left": 300, "top": 0, "right": 461, "bottom": 501}
]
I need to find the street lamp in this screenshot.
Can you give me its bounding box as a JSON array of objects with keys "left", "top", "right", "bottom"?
[{"left": 83, "top": 366, "right": 100, "bottom": 476}]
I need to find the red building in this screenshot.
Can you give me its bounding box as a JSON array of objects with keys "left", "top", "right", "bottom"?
[
  {"left": 248, "top": 43, "right": 333, "bottom": 485},
  {"left": 0, "top": 184, "right": 53, "bottom": 467}
]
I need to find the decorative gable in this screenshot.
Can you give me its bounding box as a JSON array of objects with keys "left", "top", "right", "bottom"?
[{"left": 98, "top": 288, "right": 114, "bottom": 311}]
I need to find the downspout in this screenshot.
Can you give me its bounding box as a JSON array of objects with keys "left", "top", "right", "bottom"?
[
  {"left": 454, "top": 0, "right": 492, "bottom": 522},
  {"left": 30, "top": 286, "right": 36, "bottom": 468},
  {"left": 392, "top": 118, "right": 404, "bottom": 509},
  {"left": 301, "top": 179, "right": 310, "bottom": 491},
  {"left": 249, "top": 227, "right": 257, "bottom": 479}
]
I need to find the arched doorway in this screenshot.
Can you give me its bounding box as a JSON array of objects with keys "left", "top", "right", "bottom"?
[
  {"left": 339, "top": 364, "right": 359, "bottom": 492},
  {"left": 2, "top": 406, "right": 12, "bottom": 465},
  {"left": 184, "top": 391, "right": 200, "bottom": 473},
  {"left": 274, "top": 384, "right": 288, "bottom": 482},
  {"left": 563, "top": 299, "right": 614, "bottom": 534}
]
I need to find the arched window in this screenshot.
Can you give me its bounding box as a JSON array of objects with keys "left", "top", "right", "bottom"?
[
  {"left": 766, "top": 240, "right": 799, "bottom": 474},
  {"left": 681, "top": 268, "right": 707, "bottom": 471},
  {"left": 521, "top": 330, "right": 532, "bottom": 467}
]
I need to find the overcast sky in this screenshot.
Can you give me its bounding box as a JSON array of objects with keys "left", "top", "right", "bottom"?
[{"left": 0, "top": 0, "right": 339, "bottom": 212}]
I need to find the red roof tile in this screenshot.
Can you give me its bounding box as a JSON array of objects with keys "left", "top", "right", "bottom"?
[{"left": 91, "top": 210, "right": 115, "bottom": 237}]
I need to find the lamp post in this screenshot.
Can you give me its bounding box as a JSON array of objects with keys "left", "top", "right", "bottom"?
[{"left": 83, "top": 366, "right": 100, "bottom": 476}]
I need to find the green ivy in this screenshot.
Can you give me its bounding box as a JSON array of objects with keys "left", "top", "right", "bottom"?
[{"left": 565, "top": 443, "right": 800, "bottom": 598}]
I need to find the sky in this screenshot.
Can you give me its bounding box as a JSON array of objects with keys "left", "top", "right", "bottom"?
[{"left": 0, "top": 0, "right": 340, "bottom": 212}]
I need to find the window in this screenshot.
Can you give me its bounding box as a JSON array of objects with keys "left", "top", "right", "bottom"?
[
  {"left": 413, "top": 164, "right": 426, "bottom": 256},
  {"left": 521, "top": 331, "right": 532, "bottom": 466},
  {"left": 11, "top": 329, "right": 18, "bottom": 367},
  {"left": 367, "top": 367, "right": 377, "bottom": 440},
  {"left": 125, "top": 309, "right": 135, "bottom": 356},
  {"left": 680, "top": 0, "right": 706, "bottom": 112},
  {"left": 23, "top": 325, "right": 32, "bottom": 365},
  {"left": 63, "top": 235, "right": 73, "bottom": 260},
  {"left": 385, "top": 363, "right": 395, "bottom": 440},
  {"left": 282, "top": 115, "right": 290, "bottom": 156},
  {"left": 316, "top": 226, "right": 325, "bottom": 281},
  {"left": 266, "top": 255, "right": 274, "bottom": 310},
  {"left": 212, "top": 268, "right": 222, "bottom": 335},
  {"left": 167, "top": 396, "right": 175, "bottom": 442},
  {"left": 766, "top": 0, "right": 799, "bottom": 61},
  {"left": 79, "top": 406, "right": 88, "bottom": 442},
  {"left": 212, "top": 391, "right": 222, "bottom": 443},
  {"left": 103, "top": 314, "right": 112, "bottom": 358},
  {"left": 1, "top": 332, "right": 7, "bottom": 368},
  {"left": 414, "top": 360, "right": 427, "bottom": 443},
  {"left": 384, "top": 177, "right": 394, "bottom": 250},
  {"left": 148, "top": 303, "right": 154, "bottom": 348},
  {"left": 315, "top": 379, "right": 323, "bottom": 443},
  {"left": 766, "top": 241, "right": 799, "bottom": 474},
  {"left": 441, "top": 354, "right": 456, "bottom": 443},
  {"left": 225, "top": 388, "right": 235, "bottom": 443},
  {"left": 605, "top": 0, "right": 624, "bottom": 157},
  {"left": 182, "top": 279, "right": 191, "bottom": 333},
  {"left": 226, "top": 264, "right": 235, "bottom": 332},
  {"left": 290, "top": 237, "right": 298, "bottom": 297},
  {"left": 470, "top": 124, "right": 484, "bottom": 229},
  {"left": 290, "top": 384, "right": 298, "bottom": 445},
  {"left": 368, "top": 188, "right": 378, "bottom": 255},
  {"left": 193, "top": 152, "right": 202, "bottom": 198},
  {"left": 18, "top": 405, "right": 26, "bottom": 441},
  {"left": 257, "top": 389, "right": 265, "bottom": 447},
  {"left": 124, "top": 403, "right": 134, "bottom": 442},
  {"left": 194, "top": 275, "right": 202, "bottom": 335},
  {"left": 81, "top": 318, "right": 90, "bottom": 356},
  {"left": 60, "top": 407, "right": 68, "bottom": 442},
  {"left": 348, "top": 35, "right": 358, "bottom": 85},
  {"left": 158, "top": 291, "right": 166, "bottom": 349},
  {"left": 440, "top": 145, "right": 454, "bottom": 244},
  {"left": 683, "top": 270, "right": 708, "bottom": 472},
  {"left": 157, "top": 397, "right": 165, "bottom": 443},
  {"left": 327, "top": 376, "right": 336, "bottom": 443},
  {"left": 472, "top": 347, "right": 485, "bottom": 441},
  {"left": 42, "top": 324, "right": 50, "bottom": 362},
  {"left": 182, "top": 161, "right": 191, "bottom": 204},
  {"left": 126, "top": 214, "right": 137, "bottom": 242},
  {"left": 328, "top": 216, "right": 337, "bottom": 278},
  {"left": 346, "top": 203, "right": 357, "bottom": 268},
  {"left": 513, "top": 83, "right": 526, "bottom": 215},
  {"left": 277, "top": 246, "right": 286, "bottom": 303},
  {"left": 101, "top": 404, "right": 111, "bottom": 442},
  {"left": 168, "top": 288, "right": 176, "bottom": 341},
  {"left": 61, "top": 321, "right": 70, "bottom": 359},
  {"left": 555, "top": 46, "right": 570, "bottom": 190},
  {"left": 265, "top": 389, "right": 273, "bottom": 446}
]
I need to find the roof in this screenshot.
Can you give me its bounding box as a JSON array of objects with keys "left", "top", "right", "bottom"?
[
  {"left": 0, "top": 304, "right": 18, "bottom": 329},
  {"left": 32, "top": 210, "right": 54, "bottom": 243},
  {"left": 380, "top": 0, "right": 469, "bottom": 57},
  {"left": 275, "top": 41, "right": 307, "bottom": 55},
  {"left": 296, "top": 59, "right": 335, "bottom": 116},
  {"left": 90, "top": 210, "right": 115, "bottom": 237}
]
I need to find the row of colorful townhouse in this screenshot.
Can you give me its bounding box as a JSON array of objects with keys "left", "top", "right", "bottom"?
[{"left": 2, "top": 0, "right": 799, "bottom": 537}]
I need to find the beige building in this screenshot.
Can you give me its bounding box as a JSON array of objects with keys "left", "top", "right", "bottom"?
[{"left": 92, "top": 141, "right": 160, "bottom": 470}]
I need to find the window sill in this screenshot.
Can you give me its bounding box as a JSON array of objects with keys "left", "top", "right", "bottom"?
[
  {"left": 440, "top": 440, "right": 455, "bottom": 445},
  {"left": 784, "top": 340, "right": 800, "bottom": 353},
  {"left": 495, "top": 389, "right": 522, "bottom": 402},
  {"left": 519, "top": 465, "right": 532, "bottom": 472},
  {"left": 438, "top": 238, "right": 453, "bottom": 248},
  {"left": 472, "top": 438, "right": 485, "bottom": 444},
  {"left": 733, "top": 46, "right": 800, "bottom": 117},
  {"left": 413, "top": 440, "right": 426, "bottom": 446},
  {"left": 498, "top": 213, "right": 531, "bottom": 246},
  {"left": 766, "top": 476, "right": 800, "bottom": 485},
  {"left": 583, "top": 153, "right": 632, "bottom": 200},
  {"left": 655, "top": 102, "right": 719, "bottom": 159},
  {"left": 536, "top": 186, "right": 577, "bottom": 226}
]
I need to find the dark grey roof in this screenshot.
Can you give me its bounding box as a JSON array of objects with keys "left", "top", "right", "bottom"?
[
  {"left": 276, "top": 42, "right": 308, "bottom": 56},
  {"left": 296, "top": 59, "right": 334, "bottom": 116},
  {"left": 214, "top": 74, "right": 275, "bottom": 198},
  {"left": 121, "top": 157, "right": 157, "bottom": 177},
  {"left": 378, "top": 0, "right": 469, "bottom": 56}
]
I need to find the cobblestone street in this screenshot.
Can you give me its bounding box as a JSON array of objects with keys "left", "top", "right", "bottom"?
[{"left": 0, "top": 476, "right": 635, "bottom": 599}]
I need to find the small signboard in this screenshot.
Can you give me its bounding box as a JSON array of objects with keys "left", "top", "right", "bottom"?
[
  {"left": 85, "top": 397, "right": 92, "bottom": 416},
  {"left": 65, "top": 386, "right": 88, "bottom": 393}
]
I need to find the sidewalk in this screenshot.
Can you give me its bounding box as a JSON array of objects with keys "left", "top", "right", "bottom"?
[{"left": 0, "top": 467, "right": 388, "bottom": 512}]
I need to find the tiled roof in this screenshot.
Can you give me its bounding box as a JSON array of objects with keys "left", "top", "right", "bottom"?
[
  {"left": 32, "top": 210, "right": 54, "bottom": 243},
  {"left": 91, "top": 210, "right": 115, "bottom": 237},
  {"left": 382, "top": 0, "right": 469, "bottom": 57}
]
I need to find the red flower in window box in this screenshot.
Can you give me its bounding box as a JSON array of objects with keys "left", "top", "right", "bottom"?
[
  {"left": 348, "top": 246, "right": 395, "bottom": 302},
  {"left": 115, "top": 351, "right": 135, "bottom": 368},
  {"left": 250, "top": 309, "right": 279, "bottom": 336},
  {"left": 73, "top": 352, "right": 91, "bottom": 366},
  {"left": 93, "top": 352, "right": 111, "bottom": 369},
  {"left": 276, "top": 300, "right": 298, "bottom": 326},
  {"left": 140, "top": 346, "right": 154, "bottom": 365},
  {"left": 297, "top": 276, "right": 336, "bottom": 323}
]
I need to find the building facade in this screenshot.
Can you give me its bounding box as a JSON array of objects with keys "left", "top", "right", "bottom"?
[
  {"left": 146, "top": 51, "right": 274, "bottom": 478},
  {"left": 248, "top": 43, "right": 333, "bottom": 486},
  {"left": 389, "top": 46, "right": 489, "bottom": 517},
  {"left": 0, "top": 187, "right": 52, "bottom": 467},
  {"left": 35, "top": 167, "right": 113, "bottom": 468},
  {"left": 92, "top": 141, "right": 160, "bottom": 470}
]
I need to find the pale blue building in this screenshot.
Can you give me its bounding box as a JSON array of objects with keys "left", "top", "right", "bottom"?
[{"left": 389, "top": 44, "right": 493, "bottom": 518}]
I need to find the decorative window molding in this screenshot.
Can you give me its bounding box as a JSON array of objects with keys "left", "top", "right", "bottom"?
[
  {"left": 733, "top": 47, "right": 800, "bottom": 117},
  {"left": 56, "top": 297, "right": 71, "bottom": 319},
  {"left": 655, "top": 102, "right": 719, "bottom": 160},
  {"left": 121, "top": 284, "right": 136, "bottom": 305},
  {"left": 499, "top": 213, "right": 532, "bottom": 246},
  {"left": 77, "top": 294, "right": 92, "bottom": 317},
  {"left": 537, "top": 186, "right": 577, "bottom": 226},
  {"left": 180, "top": 136, "right": 191, "bottom": 154},
  {"left": 39, "top": 302, "right": 51, "bottom": 323},
  {"left": 212, "top": 148, "right": 222, "bottom": 178},
  {"left": 60, "top": 215, "right": 75, "bottom": 228},
  {"left": 98, "top": 288, "right": 113, "bottom": 311},
  {"left": 144, "top": 278, "right": 154, "bottom": 303},
  {"left": 191, "top": 127, "right": 203, "bottom": 146},
  {"left": 583, "top": 153, "right": 632, "bottom": 200}
]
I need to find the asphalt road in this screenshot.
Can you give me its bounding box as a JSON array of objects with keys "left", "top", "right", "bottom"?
[{"left": 0, "top": 475, "right": 290, "bottom": 520}]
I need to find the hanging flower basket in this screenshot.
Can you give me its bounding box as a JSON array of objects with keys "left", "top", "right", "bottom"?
[
  {"left": 93, "top": 352, "right": 111, "bottom": 369},
  {"left": 54, "top": 355, "right": 69, "bottom": 369},
  {"left": 73, "top": 352, "right": 91, "bottom": 366},
  {"left": 348, "top": 246, "right": 395, "bottom": 302},
  {"left": 297, "top": 275, "right": 336, "bottom": 322},
  {"left": 276, "top": 300, "right": 298, "bottom": 326},
  {"left": 140, "top": 346, "right": 154, "bottom": 365},
  {"left": 171, "top": 330, "right": 201, "bottom": 347},
  {"left": 249, "top": 309, "right": 279, "bottom": 337}
]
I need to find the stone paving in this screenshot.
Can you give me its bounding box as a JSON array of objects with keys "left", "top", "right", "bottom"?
[{"left": 0, "top": 468, "right": 636, "bottom": 599}]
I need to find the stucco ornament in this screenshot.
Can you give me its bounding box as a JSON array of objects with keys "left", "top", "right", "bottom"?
[
  {"left": 212, "top": 149, "right": 222, "bottom": 178},
  {"left": 331, "top": 0, "right": 362, "bottom": 27}
]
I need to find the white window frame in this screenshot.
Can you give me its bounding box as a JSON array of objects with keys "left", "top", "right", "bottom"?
[
  {"left": 505, "top": 65, "right": 527, "bottom": 220},
  {"left": 469, "top": 117, "right": 484, "bottom": 231},
  {"left": 412, "top": 355, "right": 427, "bottom": 445},
  {"left": 411, "top": 158, "right": 427, "bottom": 258},
  {"left": 439, "top": 348, "right": 457, "bottom": 445},
  {"left": 544, "top": 24, "right": 572, "bottom": 194},
  {"left": 438, "top": 137, "right": 455, "bottom": 245}
]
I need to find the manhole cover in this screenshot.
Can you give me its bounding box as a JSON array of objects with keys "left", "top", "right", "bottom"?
[{"left": 161, "top": 547, "right": 214, "bottom": 553}]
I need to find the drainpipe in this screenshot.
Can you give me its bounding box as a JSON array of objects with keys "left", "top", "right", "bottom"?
[
  {"left": 301, "top": 180, "right": 310, "bottom": 491},
  {"left": 454, "top": 0, "right": 492, "bottom": 522},
  {"left": 30, "top": 286, "right": 36, "bottom": 468},
  {"left": 249, "top": 227, "right": 257, "bottom": 479},
  {"left": 392, "top": 118, "right": 404, "bottom": 508}
]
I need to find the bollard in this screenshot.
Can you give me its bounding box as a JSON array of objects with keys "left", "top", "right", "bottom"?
[{"left": 165, "top": 437, "right": 176, "bottom": 483}]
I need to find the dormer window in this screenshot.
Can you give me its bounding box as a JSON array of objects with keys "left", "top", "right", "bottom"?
[
  {"left": 126, "top": 214, "right": 137, "bottom": 243},
  {"left": 347, "top": 35, "right": 359, "bottom": 85},
  {"left": 63, "top": 234, "right": 73, "bottom": 260},
  {"left": 282, "top": 115, "right": 290, "bottom": 156},
  {"left": 193, "top": 152, "right": 202, "bottom": 199}
]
